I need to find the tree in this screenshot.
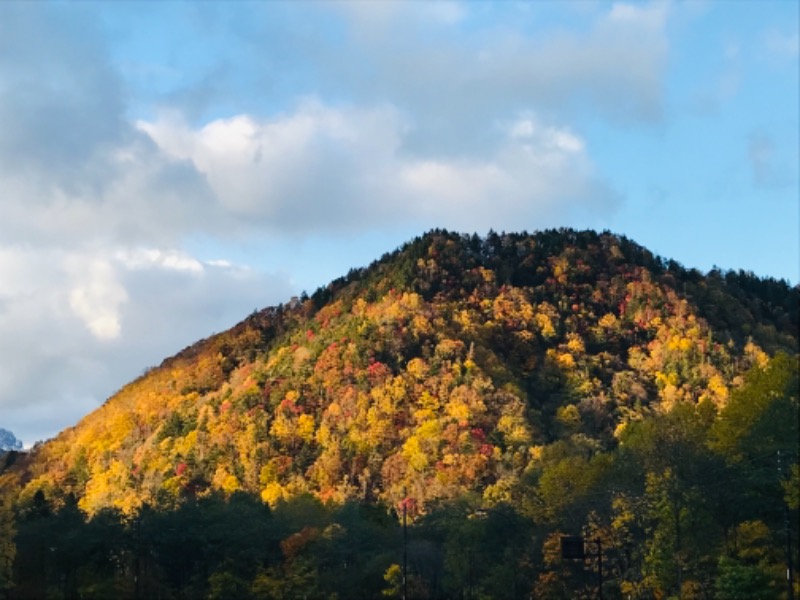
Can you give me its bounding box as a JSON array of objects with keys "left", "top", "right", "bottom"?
[
  {"left": 621, "top": 402, "right": 723, "bottom": 596},
  {"left": 711, "top": 352, "right": 799, "bottom": 465},
  {"left": 0, "top": 486, "right": 15, "bottom": 600},
  {"left": 715, "top": 556, "right": 775, "bottom": 600}
]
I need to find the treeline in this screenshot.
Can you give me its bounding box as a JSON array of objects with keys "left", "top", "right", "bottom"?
[{"left": 3, "top": 490, "right": 530, "bottom": 600}]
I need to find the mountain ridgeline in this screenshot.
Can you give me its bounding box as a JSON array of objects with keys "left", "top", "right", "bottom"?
[{"left": 2, "top": 229, "right": 798, "bottom": 599}]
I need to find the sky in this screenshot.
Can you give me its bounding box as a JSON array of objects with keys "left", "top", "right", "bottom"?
[{"left": 0, "top": 1, "right": 797, "bottom": 446}]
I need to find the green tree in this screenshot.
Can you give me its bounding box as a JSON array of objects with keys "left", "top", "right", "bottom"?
[
  {"left": 208, "top": 568, "right": 250, "bottom": 600},
  {"left": 0, "top": 488, "right": 15, "bottom": 600},
  {"left": 621, "top": 402, "right": 723, "bottom": 597},
  {"left": 710, "top": 353, "right": 799, "bottom": 595},
  {"left": 711, "top": 352, "right": 799, "bottom": 463},
  {"left": 715, "top": 556, "right": 775, "bottom": 600}
]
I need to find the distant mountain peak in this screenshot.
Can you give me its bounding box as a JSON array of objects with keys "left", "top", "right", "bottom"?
[{"left": 0, "top": 428, "right": 22, "bottom": 451}]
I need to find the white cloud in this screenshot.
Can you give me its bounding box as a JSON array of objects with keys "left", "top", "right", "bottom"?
[
  {"left": 67, "top": 257, "right": 128, "bottom": 340},
  {"left": 0, "top": 129, "right": 219, "bottom": 248},
  {"left": 607, "top": 2, "right": 668, "bottom": 29},
  {"left": 0, "top": 244, "right": 293, "bottom": 445},
  {"left": 206, "top": 259, "right": 234, "bottom": 268},
  {"left": 508, "top": 117, "right": 585, "bottom": 153},
  {"left": 115, "top": 248, "right": 204, "bottom": 274},
  {"left": 139, "top": 101, "right": 617, "bottom": 236},
  {"left": 0, "top": 1, "right": 641, "bottom": 247}
]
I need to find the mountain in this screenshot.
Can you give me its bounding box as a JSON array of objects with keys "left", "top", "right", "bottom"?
[
  {"left": 1, "top": 229, "right": 797, "bottom": 598},
  {"left": 0, "top": 428, "right": 21, "bottom": 452},
  {"left": 7, "top": 229, "right": 796, "bottom": 512}
]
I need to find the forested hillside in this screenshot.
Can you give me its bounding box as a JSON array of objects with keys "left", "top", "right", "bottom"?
[{"left": 1, "top": 229, "right": 797, "bottom": 599}]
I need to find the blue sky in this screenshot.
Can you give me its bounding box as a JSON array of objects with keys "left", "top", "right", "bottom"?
[{"left": 0, "top": 1, "right": 797, "bottom": 445}]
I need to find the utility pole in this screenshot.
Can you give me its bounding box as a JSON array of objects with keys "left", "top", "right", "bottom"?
[
  {"left": 403, "top": 488, "right": 408, "bottom": 600},
  {"left": 597, "top": 539, "right": 603, "bottom": 600},
  {"left": 778, "top": 451, "right": 795, "bottom": 600}
]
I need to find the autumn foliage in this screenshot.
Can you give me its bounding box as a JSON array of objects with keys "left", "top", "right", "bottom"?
[{"left": 1, "top": 229, "right": 797, "bottom": 598}]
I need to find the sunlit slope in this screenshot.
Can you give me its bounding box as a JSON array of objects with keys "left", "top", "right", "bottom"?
[{"left": 11, "top": 229, "right": 798, "bottom": 514}]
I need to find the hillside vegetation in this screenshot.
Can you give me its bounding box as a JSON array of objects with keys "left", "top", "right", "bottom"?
[{"left": 1, "top": 229, "right": 797, "bottom": 599}]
